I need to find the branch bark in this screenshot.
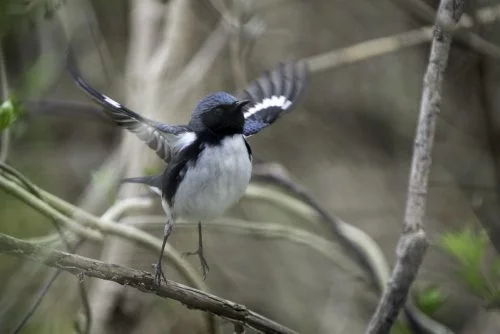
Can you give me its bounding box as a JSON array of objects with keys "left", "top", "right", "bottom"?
[
  {"left": 365, "top": 1, "right": 465, "bottom": 333},
  {"left": 0, "top": 233, "right": 297, "bottom": 334},
  {"left": 0, "top": 42, "right": 10, "bottom": 163},
  {"left": 251, "top": 166, "right": 453, "bottom": 334},
  {"left": 305, "top": 3, "right": 500, "bottom": 73},
  {"left": 391, "top": 0, "right": 500, "bottom": 59}
]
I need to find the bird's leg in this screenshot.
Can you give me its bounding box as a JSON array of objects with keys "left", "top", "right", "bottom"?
[
  {"left": 184, "top": 221, "right": 210, "bottom": 280},
  {"left": 153, "top": 220, "right": 173, "bottom": 286}
]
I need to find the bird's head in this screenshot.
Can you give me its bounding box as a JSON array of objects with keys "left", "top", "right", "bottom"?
[{"left": 188, "top": 92, "right": 249, "bottom": 135}]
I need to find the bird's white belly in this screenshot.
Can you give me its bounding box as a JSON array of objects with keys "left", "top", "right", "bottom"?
[{"left": 172, "top": 135, "right": 252, "bottom": 220}]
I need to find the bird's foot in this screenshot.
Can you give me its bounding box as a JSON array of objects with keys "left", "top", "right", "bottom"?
[
  {"left": 152, "top": 261, "right": 167, "bottom": 286},
  {"left": 183, "top": 247, "right": 210, "bottom": 280}
]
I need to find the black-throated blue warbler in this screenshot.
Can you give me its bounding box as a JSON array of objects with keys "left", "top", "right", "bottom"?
[{"left": 68, "top": 55, "right": 307, "bottom": 284}]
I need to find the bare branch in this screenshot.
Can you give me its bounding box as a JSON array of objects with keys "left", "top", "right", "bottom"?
[
  {"left": 250, "top": 166, "right": 452, "bottom": 334},
  {"left": 157, "top": 20, "right": 231, "bottom": 101},
  {"left": 0, "top": 170, "right": 206, "bottom": 290},
  {"left": 392, "top": 0, "right": 500, "bottom": 59},
  {"left": 0, "top": 165, "right": 93, "bottom": 334},
  {"left": 365, "top": 1, "right": 465, "bottom": 333},
  {"left": 123, "top": 216, "right": 365, "bottom": 277},
  {"left": 0, "top": 176, "right": 103, "bottom": 241},
  {"left": 0, "top": 42, "right": 10, "bottom": 163},
  {"left": 305, "top": 3, "right": 500, "bottom": 73},
  {"left": 12, "top": 268, "right": 62, "bottom": 334},
  {"left": 0, "top": 233, "right": 298, "bottom": 334},
  {"left": 305, "top": 25, "right": 433, "bottom": 73},
  {"left": 0, "top": 129, "right": 11, "bottom": 163}
]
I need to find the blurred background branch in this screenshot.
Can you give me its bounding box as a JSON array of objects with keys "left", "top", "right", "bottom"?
[
  {"left": 305, "top": 3, "right": 500, "bottom": 73},
  {"left": 0, "top": 163, "right": 216, "bottom": 332},
  {"left": 391, "top": 0, "right": 500, "bottom": 59},
  {"left": 0, "top": 42, "right": 10, "bottom": 163}
]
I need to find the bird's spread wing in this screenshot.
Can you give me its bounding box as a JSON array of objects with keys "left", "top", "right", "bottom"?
[
  {"left": 239, "top": 60, "right": 308, "bottom": 136},
  {"left": 67, "top": 53, "right": 191, "bottom": 163}
]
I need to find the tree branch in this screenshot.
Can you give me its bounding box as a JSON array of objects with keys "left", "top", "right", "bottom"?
[
  {"left": 365, "top": 1, "right": 465, "bottom": 333},
  {"left": 305, "top": 3, "right": 500, "bottom": 73},
  {"left": 0, "top": 176, "right": 103, "bottom": 241},
  {"left": 250, "top": 166, "right": 452, "bottom": 334},
  {"left": 0, "top": 233, "right": 297, "bottom": 334},
  {"left": 391, "top": 0, "right": 500, "bottom": 59},
  {"left": 0, "top": 42, "right": 10, "bottom": 163},
  {"left": 0, "top": 164, "right": 217, "bottom": 332},
  {"left": 0, "top": 169, "right": 207, "bottom": 291},
  {"left": 123, "top": 216, "right": 365, "bottom": 277}
]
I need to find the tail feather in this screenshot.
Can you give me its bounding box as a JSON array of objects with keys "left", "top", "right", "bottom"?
[{"left": 122, "top": 175, "right": 162, "bottom": 195}]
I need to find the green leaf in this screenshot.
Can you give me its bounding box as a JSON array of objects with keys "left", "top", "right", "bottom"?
[
  {"left": 440, "top": 227, "right": 487, "bottom": 268},
  {"left": 390, "top": 321, "right": 412, "bottom": 334},
  {"left": 0, "top": 97, "right": 22, "bottom": 131},
  {"left": 440, "top": 227, "right": 492, "bottom": 298},
  {"left": 414, "top": 285, "right": 447, "bottom": 316}
]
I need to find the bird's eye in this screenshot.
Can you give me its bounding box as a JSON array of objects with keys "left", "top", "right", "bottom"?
[{"left": 213, "top": 107, "right": 224, "bottom": 115}]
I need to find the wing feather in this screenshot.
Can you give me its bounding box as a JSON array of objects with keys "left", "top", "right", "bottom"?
[
  {"left": 239, "top": 60, "right": 308, "bottom": 136},
  {"left": 67, "top": 52, "right": 191, "bottom": 163}
]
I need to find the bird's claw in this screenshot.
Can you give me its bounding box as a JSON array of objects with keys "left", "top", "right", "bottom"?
[
  {"left": 153, "top": 262, "right": 167, "bottom": 286},
  {"left": 183, "top": 248, "right": 210, "bottom": 280}
]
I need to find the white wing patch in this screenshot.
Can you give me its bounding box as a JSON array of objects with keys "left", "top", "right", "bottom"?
[
  {"left": 244, "top": 96, "right": 292, "bottom": 119},
  {"left": 103, "top": 95, "right": 122, "bottom": 108},
  {"left": 148, "top": 186, "right": 162, "bottom": 196},
  {"left": 175, "top": 132, "right": 197, "bottom": 151}
]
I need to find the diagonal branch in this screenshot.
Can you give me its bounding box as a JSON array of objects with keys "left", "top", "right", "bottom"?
[
  {"left": 365, "top": 1, "right": 465, "bottom": 333},
  {"left": 305, "top": 3, "right": 500, "bottom": 73},
  {"left": 0, "top": 42, "right": 10, "bottom": 163},
  {"left": 391, "top": 0, "right": 500, "bottom": 59},
  {"left": 0, "top": 233, "right": 298, "bottom": 334},
  {"left": 0, "top": 169, "right": 206, "bottom": 290},
  {"left": 250, "top": 166, "right": 452, "bottom": 333}
]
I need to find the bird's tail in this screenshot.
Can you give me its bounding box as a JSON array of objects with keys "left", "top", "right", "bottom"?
[
  {"left": 122, "top": 175, "right": 162, "bottom": 195},
  {"left": 122, "top": 175, "right": 158, "bottom": 185}
]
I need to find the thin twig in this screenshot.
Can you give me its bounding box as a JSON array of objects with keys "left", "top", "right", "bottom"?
[
  {"left": 0, "top": 167, "right": 212, "bottom": 297},
  {"left": 251, "top": 165, "right": 376, "bottom": 280},
  {"left": 0, "top": 130, "right": 10, "bottom": 163},
  {"left": 0, "top": 170, "right": 206, "bottom": 290},
  {"left": 0, "top": 162, "right": 92, "bottom": 333},
  {"left": 76, "top": 282, "right": 91, "bottom": 334},
  {"left": 228, "top": 0, "right": 251, "bottom": 89},
  {"left": 122, "top": 216, "right": 365, "bottom": 277},
  {"left": 0, "top": 165, "right": 212, "bottom": 331},
  {"left": 392, "top": 0, "right": 500, "bottom": 59},
  {"left": 0, "top": 233, "right": 298, "bottom": 334},
  {"left": 159, "top": 20, "right": 230, "bottom": 100},
  {"left": 12, "top": 222, "right": 92, "bottom": 334},
  {"left": 365, "top": 1, "right": 465, "bottom": 333},
  {"left": 12, "top": 268, "right": 62, "bottom": 333},
  {"left": 305, "top": 3, "right": 500, "bottom": 73},
  {"left": 0, "top": 176, "right": 103, "bottom": 240},
  {"left": 0, "top": 42, "right": 10, "bottom": 163},
  {"left": 249, "top": 168, "right": 452, "bottom": 334}
]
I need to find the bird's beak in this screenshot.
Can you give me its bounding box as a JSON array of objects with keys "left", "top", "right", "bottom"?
[{"left": 233, "top": 100, "right": 250, "bottom": 110}]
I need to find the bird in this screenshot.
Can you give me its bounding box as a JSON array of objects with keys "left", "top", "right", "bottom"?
[{"left": 68, "top": 54, "right": 308, "bottom": 285}]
